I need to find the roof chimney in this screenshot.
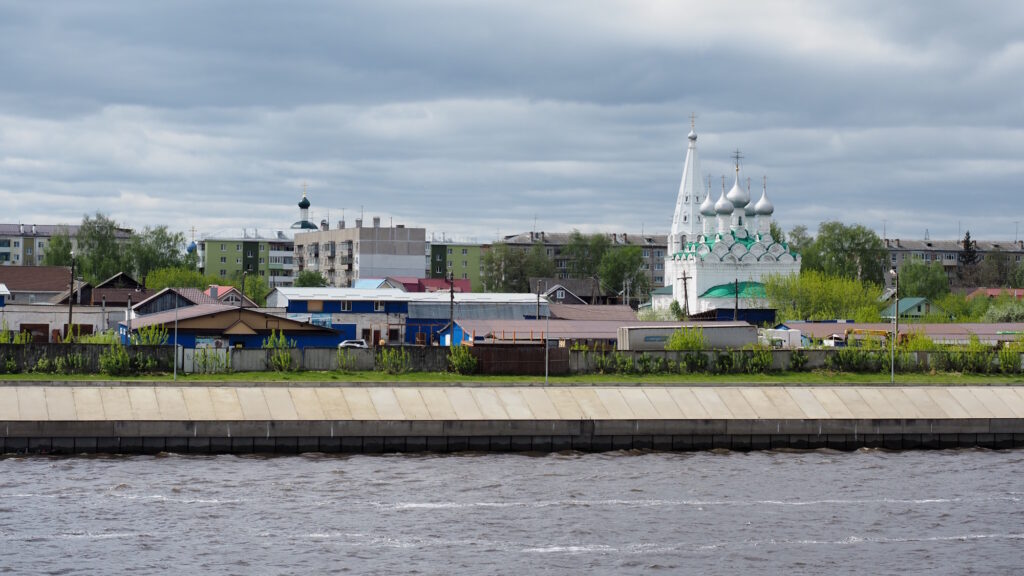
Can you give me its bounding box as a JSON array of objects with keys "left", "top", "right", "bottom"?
[
  {"left": 373, "top": 217, "right": 381, "bottom": 228},
  {"left": 355, "top": 218, "right": 362, "bottom": 228},
  {"left": 339, "top": 219, "right": 345, "bottom": 229},
  {"left": 320, "top": 219, "right": 329, "bottom": 231}
]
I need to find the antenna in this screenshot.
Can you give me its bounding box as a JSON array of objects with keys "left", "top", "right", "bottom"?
[
  {"left": 925, "top": 228, "right": 930, "bottom": 241},
  {"left": 689, "top": 112, "right": 698, "bottom": 130}
]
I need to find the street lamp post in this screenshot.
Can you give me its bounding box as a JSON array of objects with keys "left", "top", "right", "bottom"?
[
  {"left": 890, "top": 268, "right": 899, "bottom": 384},
  {"left": 67, "top": 250, "right": 75, "bottom": 341}
]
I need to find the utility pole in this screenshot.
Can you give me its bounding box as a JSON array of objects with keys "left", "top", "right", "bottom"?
[
  {"left": 448, "top": 271, "right": 455, "bottom": 342},
  {"left": 734, "top": 278, "right": 739, "bottom": 321},
  {"left": 66, "top": 251, "right": 76, "bottom": 340},
  {"left": 678, "top": 271, "right": 690, "bottom": 319}
]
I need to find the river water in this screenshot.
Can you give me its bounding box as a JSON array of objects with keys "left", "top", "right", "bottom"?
[{"left": 1, "top": 449, "right": 1022, "bottom": 575}]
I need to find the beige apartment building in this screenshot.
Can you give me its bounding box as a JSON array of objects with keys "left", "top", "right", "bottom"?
[{"left": 293, "top": 217, "right": 426, "bottom": 287}]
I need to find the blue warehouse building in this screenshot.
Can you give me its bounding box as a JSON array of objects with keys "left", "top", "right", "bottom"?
[{"left": 267, "top": 287, "right": 545, "bottom": 346}]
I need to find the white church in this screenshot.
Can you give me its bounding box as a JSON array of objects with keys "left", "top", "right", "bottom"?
[{"left": 655, "top": 121, "right": 801, "bottom": 318}]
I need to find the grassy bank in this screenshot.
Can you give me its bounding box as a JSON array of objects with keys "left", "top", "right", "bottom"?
[{"left": 1, "top": 370, "right": 1023, "bottom": 385}]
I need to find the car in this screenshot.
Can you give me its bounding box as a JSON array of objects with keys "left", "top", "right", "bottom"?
[{"left": 338, "top": 339, "right": 368, "bottom": 349}]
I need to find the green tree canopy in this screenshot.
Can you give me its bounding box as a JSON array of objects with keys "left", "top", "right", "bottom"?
[
  {"left": 145, "top": 267, "right": 214, "bottom": 290},
  {"left": 802, "top": 221, "right": 887, "bottom": 285},
  {"left": 562, "top": 230, "right": 610, "bottom": 278},
  {"left": 898, "top": 258, "right": 950, "bottom": 299},
  {"left": 523, "top": 242, "right": 555, "bottom": 282},
  {"left": 764, "top": 270, "right": 884, "bottom": 322},
  {"left": 294, "top": 270, "right": 328, "bottom": 287},
  {"left": 769, "top": 221, "right": 786, "bottom": 245},
  {"left": 42, "top": 225, "right": 73, "bottom": 267},
  {"left": 976, "top": 249, "right": 1012, "bottom": 287},
  {"left": 481, "top": 243, "right": 527, "bottom": 292},
  {"left": 126, "top": 225, "right": 187, "bottom": 283},
  {"left": 598, "top": 246, "right": 649, "bottom": 306},
  {"left": 76, "top": 212, "right": 130, "bottom": 284}
]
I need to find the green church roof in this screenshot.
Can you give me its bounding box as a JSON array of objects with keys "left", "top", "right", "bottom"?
[{"left": 698, "top": 281, "right": 767, "bottom": 299}]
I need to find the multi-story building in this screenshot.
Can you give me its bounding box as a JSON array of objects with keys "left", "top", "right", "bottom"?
[
  {"left": 293, "top": 217, "right": 426, "bottom": 287},
  {"left": 197, "top": 230, "right": 295, "bottom": 287},
  {"left": 498, "top": 231, "right": 669, "bottom": 287},
  {"left": 884, "top": 238, "right": 1024, "bottom": 287},
  {"left": 428, "top": 242, "right": 485, "bottom": 291},
  {"left": 0, "top": 223, "right": 131, "bottom": 266}
]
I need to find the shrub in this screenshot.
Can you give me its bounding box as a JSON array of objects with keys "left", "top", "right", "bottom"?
[
  {"left": 665, "top": 327, "right": 707, "bottom": 351},
  {"left": 376, "top": 347, "right": 411, "bottom": 374},
  {"left": 741, "top": 345, "right": 773, "bottom": 374},
  {"left": 99, "top": 343, "right": 133, "bottom": 376},
  {"left": 826, "top": 348, "right": 885, "bottom": 372},
  {"left": 195, "top": 348, "right": 229, "bottom": 374},
  {"left": 714, "top": 352, "right": 734, "bottom": 374},
  {"left": 33, "top": 356, "right": 52, "bottom": 373},
  {"left": 448, "top": 345, "right": 478, "bottom": 375},
  {"left": 681, "top": 352, "right": 708, "bottom": 373},
  {"left": 262, "top": 330, "right": 296, "bottom": 372},
  {"left": 336, "top": 348, "right": 358, "bottom": 372},
  {"left": 132, "top": 324, "right": 169, "bottom": 346},
  {"left": 998, "top": 346, "right": 1023, "bottom": 375},
  {"left": 789, "top": 349, "right": 808, "bottom": 372}
]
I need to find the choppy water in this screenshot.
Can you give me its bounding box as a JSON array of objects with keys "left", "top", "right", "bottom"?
[{"left": 1, "top": 450, "right": 1022, "bottom": 575}]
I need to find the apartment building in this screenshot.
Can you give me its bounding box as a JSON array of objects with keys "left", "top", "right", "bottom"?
[
  {"left": 292, "top": 217, "right": 426, "bottom": 287},
  {"left": 499, "top": 231, "right": 669, "bottom": 287},
  {"left": 885, "top": 238, "right": 1024, "bottom": 286},
  {"left": 429, "top": 242, "right": 484, "bottom": 291},
  {"left": 0, "top": 223, "right": 130, "bottom": 266},
  {"left": 197, "top": 230, "right": 295, "bottom": 287}
]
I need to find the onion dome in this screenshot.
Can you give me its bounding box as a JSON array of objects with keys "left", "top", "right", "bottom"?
[
  {"left": 725, "top": 174, "right": 749, "bottom": 209},
  {"left": 714, "top": 188, "right": 734, "bottom": 215},
  {"left": 754, "top": 182, "right": 775, "bottom": 215},
  {"left": 688, "top": 129, "right": 697, "bottom": 141},
  {"left": 186, "top": 241, "right": 197, "bottom": 254},
  {"left": 298, "top": 195, "right": 310, "bottom": 209},
  {"left": 699, "top": 192, "right": 716, "bottom": 216}
]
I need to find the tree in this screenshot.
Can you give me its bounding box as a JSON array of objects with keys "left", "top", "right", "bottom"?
[
  {"left": 764, "top": 270, "right": 884, "bottom": 322},
  {"left": 125, "top": 225, "right": 186, "bottom": 283},
  {"left": 42, "top": 226, "right": 73, "bottom": 266},
  {"left": 76, "top": 212, "right": 130, "bottom": 284},
  {"left": 562, "top": 230, "right": 609, "bottom": 278},
  {"left": 523, "top": 242, "right": 555, "bottom": 281},
  {"left": 803, "top": 221, "right": 887, "bottom": 285},
  {"left": 898, "top": 258, "right": 950, "bottom": 299},
  {"left": 769, "top": 221, "right": 786, "bottom": 245},
  {"left": 481, "top": 243, "right": 527, "bottom": 292},
  {"left": 598, "top": 246, "right": 649, "bottom": 306},
  {"left": 228, "top": 270, "right": 270, "bottom": 306},
  {"left": 976, "top": 249, "right": 1012, "bottom": 287},
  {"left": 294, "top": 270, "right": 328, "bottom": 287},
  {"left": 145, "top": 266, "right": 214, "bottom": 290},
  {"left": 957, "top": 231, "right": 980, "bottom": 287},
  {"left": 1011, "top": 263, "right": 1024, "bottom": 289},
  {"left": 669, "top": 299, "right": 685, "bottom": 320},
  {"left": 787, "top": 225, "right": 813, "bottom": 254}
]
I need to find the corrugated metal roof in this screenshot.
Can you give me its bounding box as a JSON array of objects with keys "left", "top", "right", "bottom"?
[
  {"left": 270, "top": 287, "right": 538, "bottom": 304},
  {"left": 455, "top": 319, "right": 750, "bottom": 341},
  {"left": 781, "top": 321, "right": 1024, "bottom": 343},
  {"left": 548, "top": 304, "right": 637, "bottom": 321}
]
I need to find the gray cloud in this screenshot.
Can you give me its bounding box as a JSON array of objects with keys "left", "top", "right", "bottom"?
[{"left": 0, "top": 0, "right": 1022, "bottom": 245}]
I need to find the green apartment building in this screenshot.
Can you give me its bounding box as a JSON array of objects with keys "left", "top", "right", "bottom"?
[
  {"left": 430, "top": 243, "right": 484, "bottom": 292},
  {"left": 197, "top": 231, "right": 295, "bottom": 288}
]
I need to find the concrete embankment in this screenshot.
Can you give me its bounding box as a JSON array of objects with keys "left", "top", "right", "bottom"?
[{"left": 2, "top": 385, "right": 1024, "bottom": 454}]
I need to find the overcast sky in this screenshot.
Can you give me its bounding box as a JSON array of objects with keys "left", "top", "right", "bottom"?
[{"left": 1, "top": 1, "right": 1022, "bottom": 244}]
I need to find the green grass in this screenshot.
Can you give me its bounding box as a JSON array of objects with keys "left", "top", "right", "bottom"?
[{"left": 1, "top": 370, "right": 1023, "bottom": 386}]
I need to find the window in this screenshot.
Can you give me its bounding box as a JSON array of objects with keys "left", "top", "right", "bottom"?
[
  {"left": 655, "top": 250, "right": 663, "bottom": 258},
  {"left": 655, "top": 263, "right": 664, "bottom": 270},
  {"left": 37, "top": 241, "right": 44, "bottom": 248},
  {"left": 25, "top": 248, "right": 32, "bottom": 255},
  {"left": 259, "top": 270, "right": 265, "bottom": 276},
  {"left": 462, "top": 273, "right": 468, "bottom": 279},
  {"left": 13, "top": 241, "right": 19, "bottom": 247},
  {"left": 447, "top": 261, "right": 452, "bottom": 268},
  {"left": 219, "top": 269, "right": 227, "bottom": 277},
  {"left": 236, "top": 244, "right": 241, "bottom": 251},
  {"left": 642, "top": 250, "right": 650, "bottom": 258},
  {"left": 435, "top": 266, "right": 442, "bottom": 273},
  {"left": 341, "top": 301, "right": 352, "bottom": 312},
  {"left": 461, "top": 248, "right": 468, "bottom": 255},
  {"left": 260, "top": 245, "right": 265, "bottom": 251},
  {"left": 462, "top": 260, "right": 468, "bottom": 267},
  {"left": 236, "top": 258, "right": 241, "bottom": 264},
  {"left": 436, "top": 254, "right": 442, "bottom": 261},
  {"left": 556, "top": 289, "right": 565, "bottom": 299},
  {"left": 448, "top": 248, "right": 453, "bottom": 255},
  {"left": 374, "top": 301, "right": 384, "bottom": 312},
  {"left": 259, "top": 258, "right": 264, "bottom": 264},
  {"left": 220, "top": 243, "right": 226, "bottom": 250},
  {"left": 220, "top": 257, "right": 226, "bottom": 263},
  {"left": 0, "top": 240, "right": 9, "bottom": 247}
]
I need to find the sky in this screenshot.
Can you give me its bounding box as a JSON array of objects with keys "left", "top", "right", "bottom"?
[{"left": 1, "top": 1, "right": 1022, "bottom": 244}]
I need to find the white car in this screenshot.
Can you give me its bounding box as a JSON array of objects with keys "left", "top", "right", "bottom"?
[{"left": 338, "top": 339, "right": 368, "bottom": 349}]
